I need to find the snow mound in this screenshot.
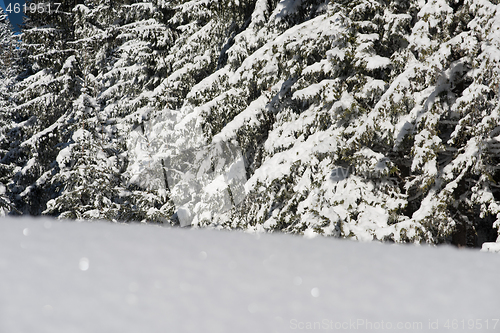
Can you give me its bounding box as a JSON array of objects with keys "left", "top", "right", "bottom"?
[{"left": 1, "top": 217, "right": 499, "bottom": 332}]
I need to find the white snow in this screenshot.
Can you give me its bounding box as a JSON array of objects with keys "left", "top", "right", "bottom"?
[
  {"left": 364, "top": 55, "right": 392, "bottom": 70},
  {"left": 482, "top": 240, "right": 500, "bottom": 253},
  {"left": 1, "top": 217, "right": 499, "bottom": 333}
]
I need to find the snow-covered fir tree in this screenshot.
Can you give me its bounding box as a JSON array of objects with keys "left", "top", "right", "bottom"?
[
  {"left": 0, "top": 8, "right": 24, "bottom": 215},
  {"left": 0, "top": 1, "right": 81, "bottom": 215},
  {"left": 0, "top": 9, "right": 16, "bottom": 81},
  {"left": 42, "top": 0, "right": 177, "bottom": 222},
  {"left": 138, "top": 0, "right": 500, "bottom": 247},
  {"left": 0, "top": 0, "right": 176, "bottom": 221}
]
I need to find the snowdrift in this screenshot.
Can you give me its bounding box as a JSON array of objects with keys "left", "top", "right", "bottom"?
[{"left": 1, "top": 217, "right": 499, "bottom": 332}]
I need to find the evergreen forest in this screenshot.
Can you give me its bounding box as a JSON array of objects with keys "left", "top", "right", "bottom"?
[{"left": 2, "top": 0, "right": 500, "bottom": 249}]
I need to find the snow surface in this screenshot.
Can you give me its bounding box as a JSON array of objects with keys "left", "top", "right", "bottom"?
[{"left": 1, "top": 217, "right": 499, "bottom": 332}]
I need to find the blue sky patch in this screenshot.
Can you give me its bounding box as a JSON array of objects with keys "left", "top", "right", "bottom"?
[{"left": 0, "top": 1, "right": 26, "bottom": 33}]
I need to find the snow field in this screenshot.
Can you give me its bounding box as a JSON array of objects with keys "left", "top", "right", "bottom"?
[{"left": 1, "top": 217, "right": 499, "bottom": 332}]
